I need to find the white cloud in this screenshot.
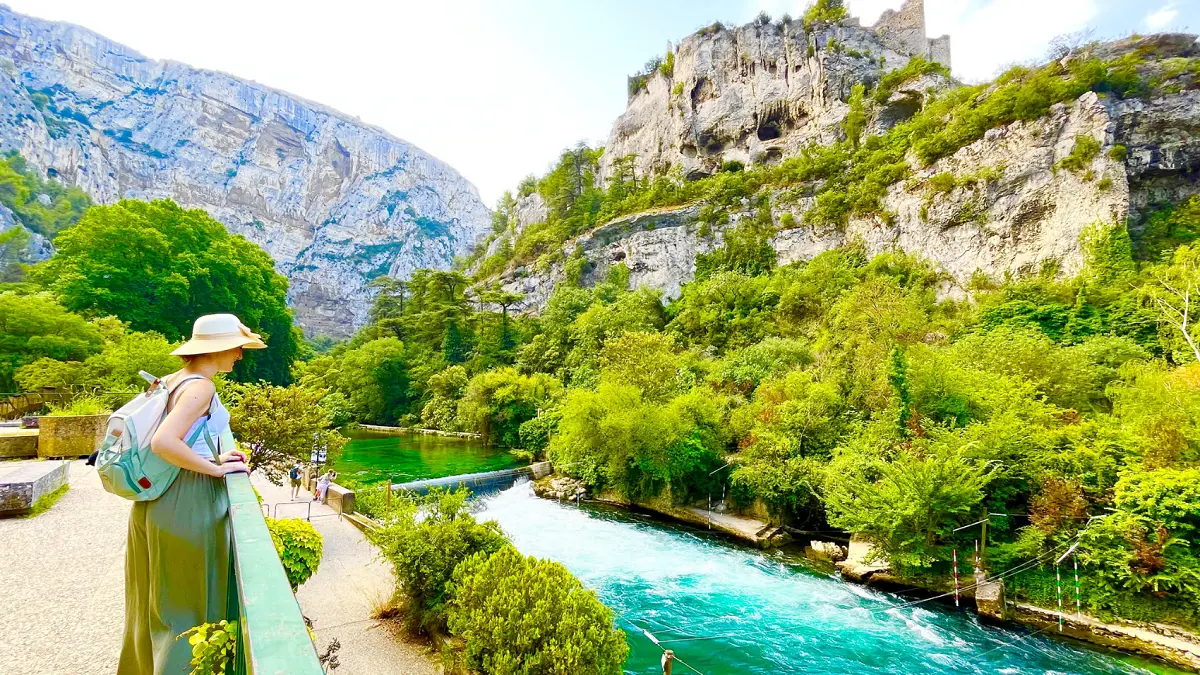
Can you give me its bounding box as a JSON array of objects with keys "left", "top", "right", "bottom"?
[{"left": 1143, "top": 3, "right": 1179, "bottom": 30}]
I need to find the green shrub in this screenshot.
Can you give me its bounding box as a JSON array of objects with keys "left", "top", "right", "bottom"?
[
  {"left": 803, "top": 0, "right": 847, "bottom": 29},
  {"left": 448, "top": 546, "right": 628, "bottom": 675},
  {"left": 872, "top": 56, "right": 950, "bottom": 105},
  {"left": 662, "top": 50, "right": 675, "bottom": 78},
  {"left": 518, "top": 413, "right": 557, "bottom": 455},
  {"left": 369, "top": 487, "right": 507, "bottom": 634},
  {"left": 265, "top": 517, "right": 323, "bottom": 591},
  {"left": 1108, "top": 144, "right": 1127, "bottom": 161},
  {"left": 1056, "top": 134, "right": 1103, "bottom": 174},
  {"left": 178, "top": 620, "right": 237, "bottom": 675},
  {"left": 671, "top": 81, "right": 684, "bottom": 96},
  {"left": 45, "top": 395, "right": 110, "bottom": 417}
]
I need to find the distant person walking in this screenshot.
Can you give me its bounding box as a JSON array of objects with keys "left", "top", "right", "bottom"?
[
  {"left": 290, "top": 462, "right": 303, "bottom": 499},
  {"left": 118, "top": 314, "right": 266, "bottom": 675}
]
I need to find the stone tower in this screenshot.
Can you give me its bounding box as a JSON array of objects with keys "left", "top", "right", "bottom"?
[{"left": 871, "top": 0, "right": 952, "bottom": 69}]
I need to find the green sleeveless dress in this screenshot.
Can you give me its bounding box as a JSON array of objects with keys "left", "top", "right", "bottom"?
[{"left": 117, "top": 402, "right": 233, "bottom": 675}]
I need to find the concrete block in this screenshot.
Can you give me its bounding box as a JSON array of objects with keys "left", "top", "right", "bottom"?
[
  {"left": 326, "top": 483, "right": 355, "bottom": 514},
  {"left": 975, "top": 570, "right": 1008, "bottom": 620},
  {"left": 37, "top": 415, "right": 107, "bottom": 458},
  {"left": 0, "top": 428, "right": 39, "bottom": 459},
  {"left": 0, "top": 460, "right": 70, "bottom": 515}
]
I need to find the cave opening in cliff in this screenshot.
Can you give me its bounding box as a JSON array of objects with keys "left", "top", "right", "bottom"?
[{"left": 756, "top": 123, "right": 782, "bottom": 141}]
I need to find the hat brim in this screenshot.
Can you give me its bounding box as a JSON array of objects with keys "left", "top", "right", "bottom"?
[{"left": 171, "top": 336, "right": 268, "bottom": 356}]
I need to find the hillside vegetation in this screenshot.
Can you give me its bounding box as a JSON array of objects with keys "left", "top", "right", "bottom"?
[{"left": 465, "top": 37, "right": 1199, "bottom": 281}]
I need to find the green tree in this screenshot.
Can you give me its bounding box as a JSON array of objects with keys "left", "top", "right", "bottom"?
[
  {"left": 33, "top": 199, "right": 298, "bottom": 383},
  {"left": 456, "top": 367, "right": 560, "bottom": 446},
  {"left": 223, "top": 381, "right": 346, "bottom": 483},
  {"left": 824, "top": 442, "right": 997, "bottom": 566},
  {"left": 421, "top": 365, "right": 468, "bottom": 430},
  {"left": 1143, "top": 244, "right": 1200, "bottom": 363},
  {"left": 302, "top": 337, "right": 412, "bottom": 425},
  {"left": 14, "top": 318, "right": 181, "bottom": 400},
  {"left": 0, "top": 291, "right": 102, "bottom": 390},
  {"left": 1078, "top": 468, "right": 1200, "bottom": 611},
  {"left": 599, "top": 331, "right": 684, "bottom": 403},
  {"left": 448, "top": 546, "right": 628, "bottom": 675}
]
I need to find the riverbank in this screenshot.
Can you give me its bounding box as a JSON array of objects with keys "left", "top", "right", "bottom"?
[
  {"left": 531, "top": 473, "right": 1200, "bottom": 672},
  {"left": 532, "top": 474, "right": 791, "bottom": 547},
  {"left": 352, "top": 423, "right": 481, "bottom": 439}
]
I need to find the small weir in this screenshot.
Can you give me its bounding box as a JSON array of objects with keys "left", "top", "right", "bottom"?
[{"left": 390, "top": 461, "right": 552, "bottom": 496}]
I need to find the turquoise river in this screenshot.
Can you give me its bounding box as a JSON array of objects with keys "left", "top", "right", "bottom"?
[
  {"left": 331, "top": 428, "right": 522, "bottom": 485},
  {"left": 476, "top": 481, "right": 1186, "bottom": 675}
]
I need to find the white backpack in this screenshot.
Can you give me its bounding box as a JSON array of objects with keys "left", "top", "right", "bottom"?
[{"left": 95, "top": 372, "right": 214, "bottom": 501}]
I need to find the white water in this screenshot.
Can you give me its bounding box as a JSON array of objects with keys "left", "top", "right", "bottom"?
[{"left": 476, "top": 482, "right": 1177, "bottom": 675}]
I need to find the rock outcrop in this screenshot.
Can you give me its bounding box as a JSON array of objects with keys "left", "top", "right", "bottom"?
[
  {"left": 493, "top": 31, "right": 1200, "bottom": 315},
  {"left": 599, "top": 0, "right": 951, "bottom": 184},
  {"left": 0, "top": 6, "right": 490, "bottom": 336}
]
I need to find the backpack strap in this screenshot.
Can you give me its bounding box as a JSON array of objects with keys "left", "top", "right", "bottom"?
[{"left": 167, "top": 374, "right": 218, "bottom": 455}]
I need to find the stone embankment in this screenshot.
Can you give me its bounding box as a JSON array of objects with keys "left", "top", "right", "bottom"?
[
  {"left": 532, "top": 472, "right": 791, "bottom": 548},
  {"left": 353, "top": 424, "right": 482, "bottom": 439},
  {"left": 815, "top": 534, "right": 1200, "bottom": 671}
]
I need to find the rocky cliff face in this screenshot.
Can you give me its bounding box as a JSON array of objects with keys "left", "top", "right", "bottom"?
[
  {"left": 497, "top": 27, "right": 1200, "bottom": 314},
  {"left": 599, "top": 0, "right": 951, "bottom": 184},
  {"left": 0, "top": 6, "right": 490, "bottom": 336}
]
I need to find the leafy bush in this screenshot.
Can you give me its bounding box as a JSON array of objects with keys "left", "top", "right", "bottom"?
[
  {"left": 178, "top": 620, "right": 237, "bottom": 675},
  {"left": 803, "top": 0, "right": 847, "bottom": 29},
  {"left": 448, "top": 546, "right": 628, "bottom": 675},
  {"left": 456, "top": 367, "right": 560, "bottom": 447},
  {"left": 1056, "top": 134, "right": 1103, "bottom": 174},
  {"left": 518, "top": 411, "right": 557, "bottom": 455},
  {"left": 369, "top": 488, "right": 507, "bottom": 634},
  {"left": 871, "top": 57, "right": 950, "bottom": 104},
  {"left": 265, "top": 517, "right": 324, "bottom": 590},
  {"left": 0, "top": 151, "right": 91, "bottom": 238},
  {"left": 45, "top": 395, "right": 110, "bottom": 416},
  {"left": 824, "top": 443, "right": 997, "bottom": 566}
]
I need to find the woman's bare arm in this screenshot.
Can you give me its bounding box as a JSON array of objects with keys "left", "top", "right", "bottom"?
[{"left": 150, "top": 379, "right": 246, "bottom": 477}]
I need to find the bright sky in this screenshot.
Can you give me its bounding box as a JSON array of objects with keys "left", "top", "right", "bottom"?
[{"left": 11, "top": 0, "right": 1198, "bottom": 206}]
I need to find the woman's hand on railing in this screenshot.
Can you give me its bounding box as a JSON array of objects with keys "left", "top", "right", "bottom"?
[
  {"left": 218, "top": 461, "right": 250, "bottom": 476},
  {"left": 219, "top": 448, "right": 248, "bottom": 464}
]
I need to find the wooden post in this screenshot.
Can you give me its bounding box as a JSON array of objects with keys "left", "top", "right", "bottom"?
[
  {"left": 980, "top": 515, "right": 988, "bottom": 566},
  {"left": 661, "top": 650, "right": 674, "bottom": 675},
  {"left": 386, "top": 477, "right": 392, "bottom": 509}
]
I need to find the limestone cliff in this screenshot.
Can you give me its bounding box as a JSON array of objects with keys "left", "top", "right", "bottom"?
[
  {"left": 599, "top": 0, "right": 951, "bottom": 184},
  {"left": 493, "top": 25, "right": 1200, "bottom": 314},
  {"left": 0, "top": 5, "right": 490, "bottom": 336}
]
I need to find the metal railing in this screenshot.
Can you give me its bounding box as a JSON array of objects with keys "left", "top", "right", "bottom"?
[{"left": 224, "top": 472, "right": 324, "bottom": 674}]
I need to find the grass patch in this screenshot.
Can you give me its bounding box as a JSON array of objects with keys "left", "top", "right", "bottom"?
[{"left": 23, "top": 483, "right": 68, "bottom": 518}]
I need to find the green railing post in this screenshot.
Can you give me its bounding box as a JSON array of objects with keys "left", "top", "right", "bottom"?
[{"left": 225, "top": 472, "right": 324, "bottom": 674}]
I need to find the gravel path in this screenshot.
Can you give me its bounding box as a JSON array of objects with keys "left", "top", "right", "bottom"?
[
  {"left": 0, "top": 459, "right": 437, "bottom": 675},
  {"left": 253, "top": 475, "right": 439, "bottom": 675},
  {"left": 0, "top": 459, "right": 129, "bottom": 675}
]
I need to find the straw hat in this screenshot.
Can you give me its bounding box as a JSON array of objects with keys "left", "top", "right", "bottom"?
[{"left": 171, "top": 313, "right": 268, "bottom": 356}]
